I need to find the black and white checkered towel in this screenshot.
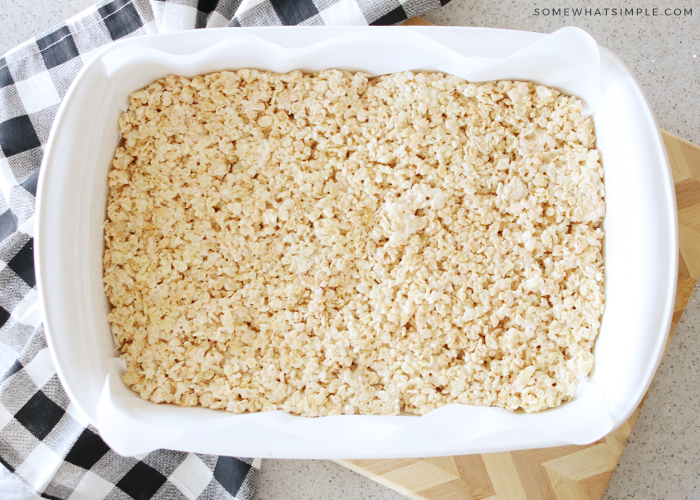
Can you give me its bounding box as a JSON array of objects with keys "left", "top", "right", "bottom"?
[{"left": 0, "top": 0, "right": 449, "bottom": 498}]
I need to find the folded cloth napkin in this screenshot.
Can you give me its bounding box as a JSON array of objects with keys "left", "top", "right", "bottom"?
[{"left": 0, "top": 0, "right": 449, "bottom": 498}]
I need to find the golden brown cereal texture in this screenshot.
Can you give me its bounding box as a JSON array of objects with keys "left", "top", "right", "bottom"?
[{"left": 103, "top": 70, "right": 605, "bottom": 416}]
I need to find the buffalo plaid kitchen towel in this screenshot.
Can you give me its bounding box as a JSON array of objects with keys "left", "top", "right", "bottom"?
[{"left": 0, "top": 0, "right": 450, "bottom": 498}]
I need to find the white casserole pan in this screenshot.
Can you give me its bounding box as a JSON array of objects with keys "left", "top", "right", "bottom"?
[{"left": 35, "top": 26, "right": 677, "bottom": 458}]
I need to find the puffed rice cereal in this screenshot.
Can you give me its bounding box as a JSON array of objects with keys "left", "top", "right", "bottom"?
[{"left": 103, "top": 69, "right": 605, "bottom": 416}]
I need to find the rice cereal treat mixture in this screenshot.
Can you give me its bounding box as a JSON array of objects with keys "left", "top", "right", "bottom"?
[{"left": 103, "top": 69, "right": 605, "bottom": 416}]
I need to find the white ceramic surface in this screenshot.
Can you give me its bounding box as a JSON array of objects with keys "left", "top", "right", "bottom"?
[{"left": 34, "top": 26, "right": 677, "bottom": 459}]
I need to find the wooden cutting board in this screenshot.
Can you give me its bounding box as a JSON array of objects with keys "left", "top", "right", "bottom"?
[{"left": 334, "top": 24, "right": 698, "bottom": 496}]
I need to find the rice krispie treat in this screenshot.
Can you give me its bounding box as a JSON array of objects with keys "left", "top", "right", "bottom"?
[{"left": 103, "top": 69, "right": 605, "bottom": 416}]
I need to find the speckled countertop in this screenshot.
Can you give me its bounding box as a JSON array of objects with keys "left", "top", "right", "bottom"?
[{"left": 2, "top": 1, "right": 698, "bottom": 499}]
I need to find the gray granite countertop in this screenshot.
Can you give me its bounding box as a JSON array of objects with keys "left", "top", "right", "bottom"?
[{"left": 2, "top": 1, "right": 698, "bottom": 499}]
